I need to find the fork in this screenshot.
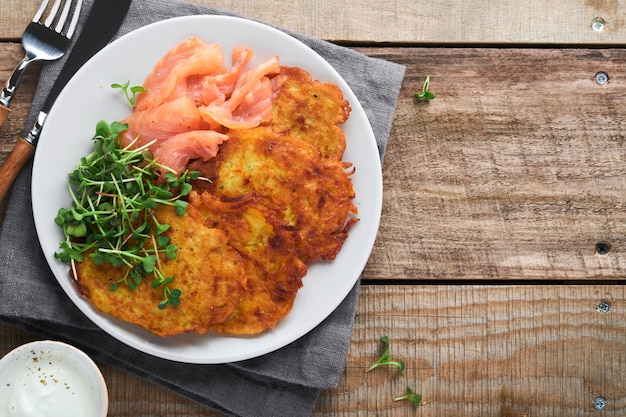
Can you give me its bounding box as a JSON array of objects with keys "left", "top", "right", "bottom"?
[{"left": 0, "top": 0, "right": 82, "bottom": 127}]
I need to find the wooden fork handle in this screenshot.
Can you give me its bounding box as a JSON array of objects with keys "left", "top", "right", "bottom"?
[
  {"left": 0, "top": 138, "right": 35, "bottom": 202},
  {"left": 0, "top": 105, "right": 10, "bottom": 127}
]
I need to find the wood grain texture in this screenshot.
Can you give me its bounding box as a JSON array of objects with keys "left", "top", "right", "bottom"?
[
  {"left": 358, "top": 47, "right": 626, "bottom": 281},
  {"left": 2, "top": 285, "right": 624, "bottom": 416},
  {"left": 320, "top": 285, "right": 626, "bottom": 417},
  {"left": 2, "top": 0, "right": 626, "bottom": 44}
]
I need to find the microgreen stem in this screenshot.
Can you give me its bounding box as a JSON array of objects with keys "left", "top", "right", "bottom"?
[
  {"left": 393, "top": 386, "right": 422, "bottom": 408},
  {"left": 414, "top": 75, "right": 435, "bottom": 101},
  {"left": 111, "top": 81, "right": 147, "bottom": 108},
  {"left": 366, "top": 335, "right": 405, "bottom": 375}
]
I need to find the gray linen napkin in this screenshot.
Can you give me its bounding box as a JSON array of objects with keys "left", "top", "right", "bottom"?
[{"left": 0, "top": 1, "right": 405, "bottom": 416}]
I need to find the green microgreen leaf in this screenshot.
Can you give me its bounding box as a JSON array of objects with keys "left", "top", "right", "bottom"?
[
  {"left": 154, "top": 222, "right": 170, "bottom": 236},
  {"left": 366, "top": 335, "right": 405, "bottom": 375},
  {"left": 130, "top": 270, "right": 143, "bottom": 286},
  {"left": 179, "top": 183, "right": 192, "bottom": 197},
  {"left": 414, "top": 75, "right": 435, "bottom": 101},
  {"left": 168, "top": 288, "right": 181, "bottom": 307},
  {"left": 165, "top": 244, "right": 178, "bottom": 260},
  {"left": 174, "top": 200, "right": 188, "bottom": 216},
  {"left": 94, "top": 119, "right": 112, "bottom": 138},
  {"left": 156, "top": 235, "right": 170, "bottom": 248},
  {"left": 90, "top": 253, "right": 106, "bottom": 265},
  {"left": 142, "top": 255, "right": 157, "bottom": 273},
  {"left": 66, "top": 222, "right": 87, "bottom": 237}
]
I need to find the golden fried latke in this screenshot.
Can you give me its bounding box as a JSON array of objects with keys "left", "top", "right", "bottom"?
[
  {"left": 74, "top": 205, "right": 246, "bottom": 337},
  {"left": 270, "top": 66, "right": 351, "bottom": 159},
  {"left": 188, "top": 191, "right": 307, "bottom": 335},
  {"left": 192, "top": 127, "right": 358, "bottom": 262}
]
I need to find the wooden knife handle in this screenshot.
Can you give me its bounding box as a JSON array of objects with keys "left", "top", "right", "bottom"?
[
  {"left": 0, "top": 138, "right": 35, "bottom": 202},
  {"left": 0, "top": 105, "right": 10, "bottom": 127}
]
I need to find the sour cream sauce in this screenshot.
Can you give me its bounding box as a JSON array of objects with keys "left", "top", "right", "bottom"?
[{"left": 0, "top": 343, "right": 105, "bottom": 417}]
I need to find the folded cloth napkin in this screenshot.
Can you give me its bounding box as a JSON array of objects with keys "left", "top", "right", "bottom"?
[{"left": 0, "top": 0, "right": 405, "bottom": 416}]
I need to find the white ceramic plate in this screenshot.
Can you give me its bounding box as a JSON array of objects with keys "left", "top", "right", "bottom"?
[{"left": 32, "top": 15, "right": 382, "bottom": 363}]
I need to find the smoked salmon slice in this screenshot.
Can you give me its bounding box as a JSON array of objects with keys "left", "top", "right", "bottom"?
[
  {"left": 199, "top": 57, "right": 279, "bottom": 129},
  {"left": 120, "top": 96, "right": 210, "bottom": 150},
  {"left": 135, "top": 38, "right": 227, "bottom": 111},
  {"left": 153, "top": 130, "right": 229, "bottom": 174},
  {"left": 186, "top": 44, "right": 255, "bottom": 107},
  {"left": 121, "top": 37, "right": 280, "bottom": 174}
]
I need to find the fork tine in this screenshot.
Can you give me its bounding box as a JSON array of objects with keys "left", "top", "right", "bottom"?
[
  {"left": 54, "top": 0, "right": 73, "bottom": 33},
  {"left": 31, "top": 0, "right": 50, "bottom": 23},
  {"left": 43, "top": 0, "right": 62, "bottom": 28},
  {"left": 0, "top": 0, "right": 85, "bottom": 128},
  {"left": 65, "top": 0, "right": 83, "bottom": 39}
]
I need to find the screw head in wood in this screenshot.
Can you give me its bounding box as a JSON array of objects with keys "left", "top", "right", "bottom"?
[
  {"left": 592, "top": 17, "right": 605, "bottom": 32},
  {"left": 594, "top": 72, "right": 609, "bottom": 85},
  {"left": 595, "top": 242, "right": 610, "bottom": 255},
  {"left": 593, "top": 397, "right": 606, "bottom": 410},
  {"left": 597, "top": 301, "right": 611, "bottom": 313}
]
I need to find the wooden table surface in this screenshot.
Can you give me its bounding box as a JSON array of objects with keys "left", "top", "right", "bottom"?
[{"left": 2, "top": 0, "right": 626, "bottom": 416}]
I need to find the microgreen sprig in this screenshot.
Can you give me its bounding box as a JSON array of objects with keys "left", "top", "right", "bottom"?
[
  {"left": 414, "top": 75, "right": 435, "bottom": 101},
  {"left": 366, "top": 335, "right": 405, "bottom": 375},
  {"left": 393, "top": 386, "right": 422, "bottom": 408},
  {"left": 111, "top": 81, "right": 146, "bottom": 108},
  {"left": 54, "top": 120, "right": 199, "bottom": 309}
]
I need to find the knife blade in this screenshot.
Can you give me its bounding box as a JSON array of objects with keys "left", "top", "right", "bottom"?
[{"left": 0, "top": 0, "right": 132, "bottom": 202}]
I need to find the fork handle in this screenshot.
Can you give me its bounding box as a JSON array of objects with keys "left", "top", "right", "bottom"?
[
  {"left": 0, "top": 138, "right": 35, "bottom": 202},
  {"left": 0, "top": 55, "right": 33, "bottom": 128}
]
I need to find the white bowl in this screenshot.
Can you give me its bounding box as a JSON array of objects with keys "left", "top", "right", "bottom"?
[{"left": 0, "top": 340, "right": 108, "bottom": 417}]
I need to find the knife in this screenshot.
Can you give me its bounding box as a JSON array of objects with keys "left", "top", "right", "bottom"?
[{"left": 0, "top": 0, "right": 132, "bottom": 202}]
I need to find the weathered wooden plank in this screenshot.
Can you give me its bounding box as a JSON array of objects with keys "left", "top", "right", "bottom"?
[
  {"left": 357, "top": 47, "right": 626, "bottom": 281},
  {"left": 2, "top": 285, "right": 624, "bottom": 416},
  {"left": 1, "top": 0, "right": 626, "bottom": 44},
  {"left": 322, "top": 284, "right": 626, "bottom": 417}
]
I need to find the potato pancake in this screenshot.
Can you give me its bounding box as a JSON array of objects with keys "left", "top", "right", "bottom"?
[
  {"left": 74, "top": 205, "right": 246, "bottom": 337},
  {"left": 180, "top": 66, "right": 359, "bottom": 335},
  {"left": 191, "top": 127, "right": 358, "bottom": 263},
  {"left": 188, "top": 191, "right": 307, "bottom": 335},
  {"left": 271, "top": 66, "right": 351, "bottom": 159}
]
